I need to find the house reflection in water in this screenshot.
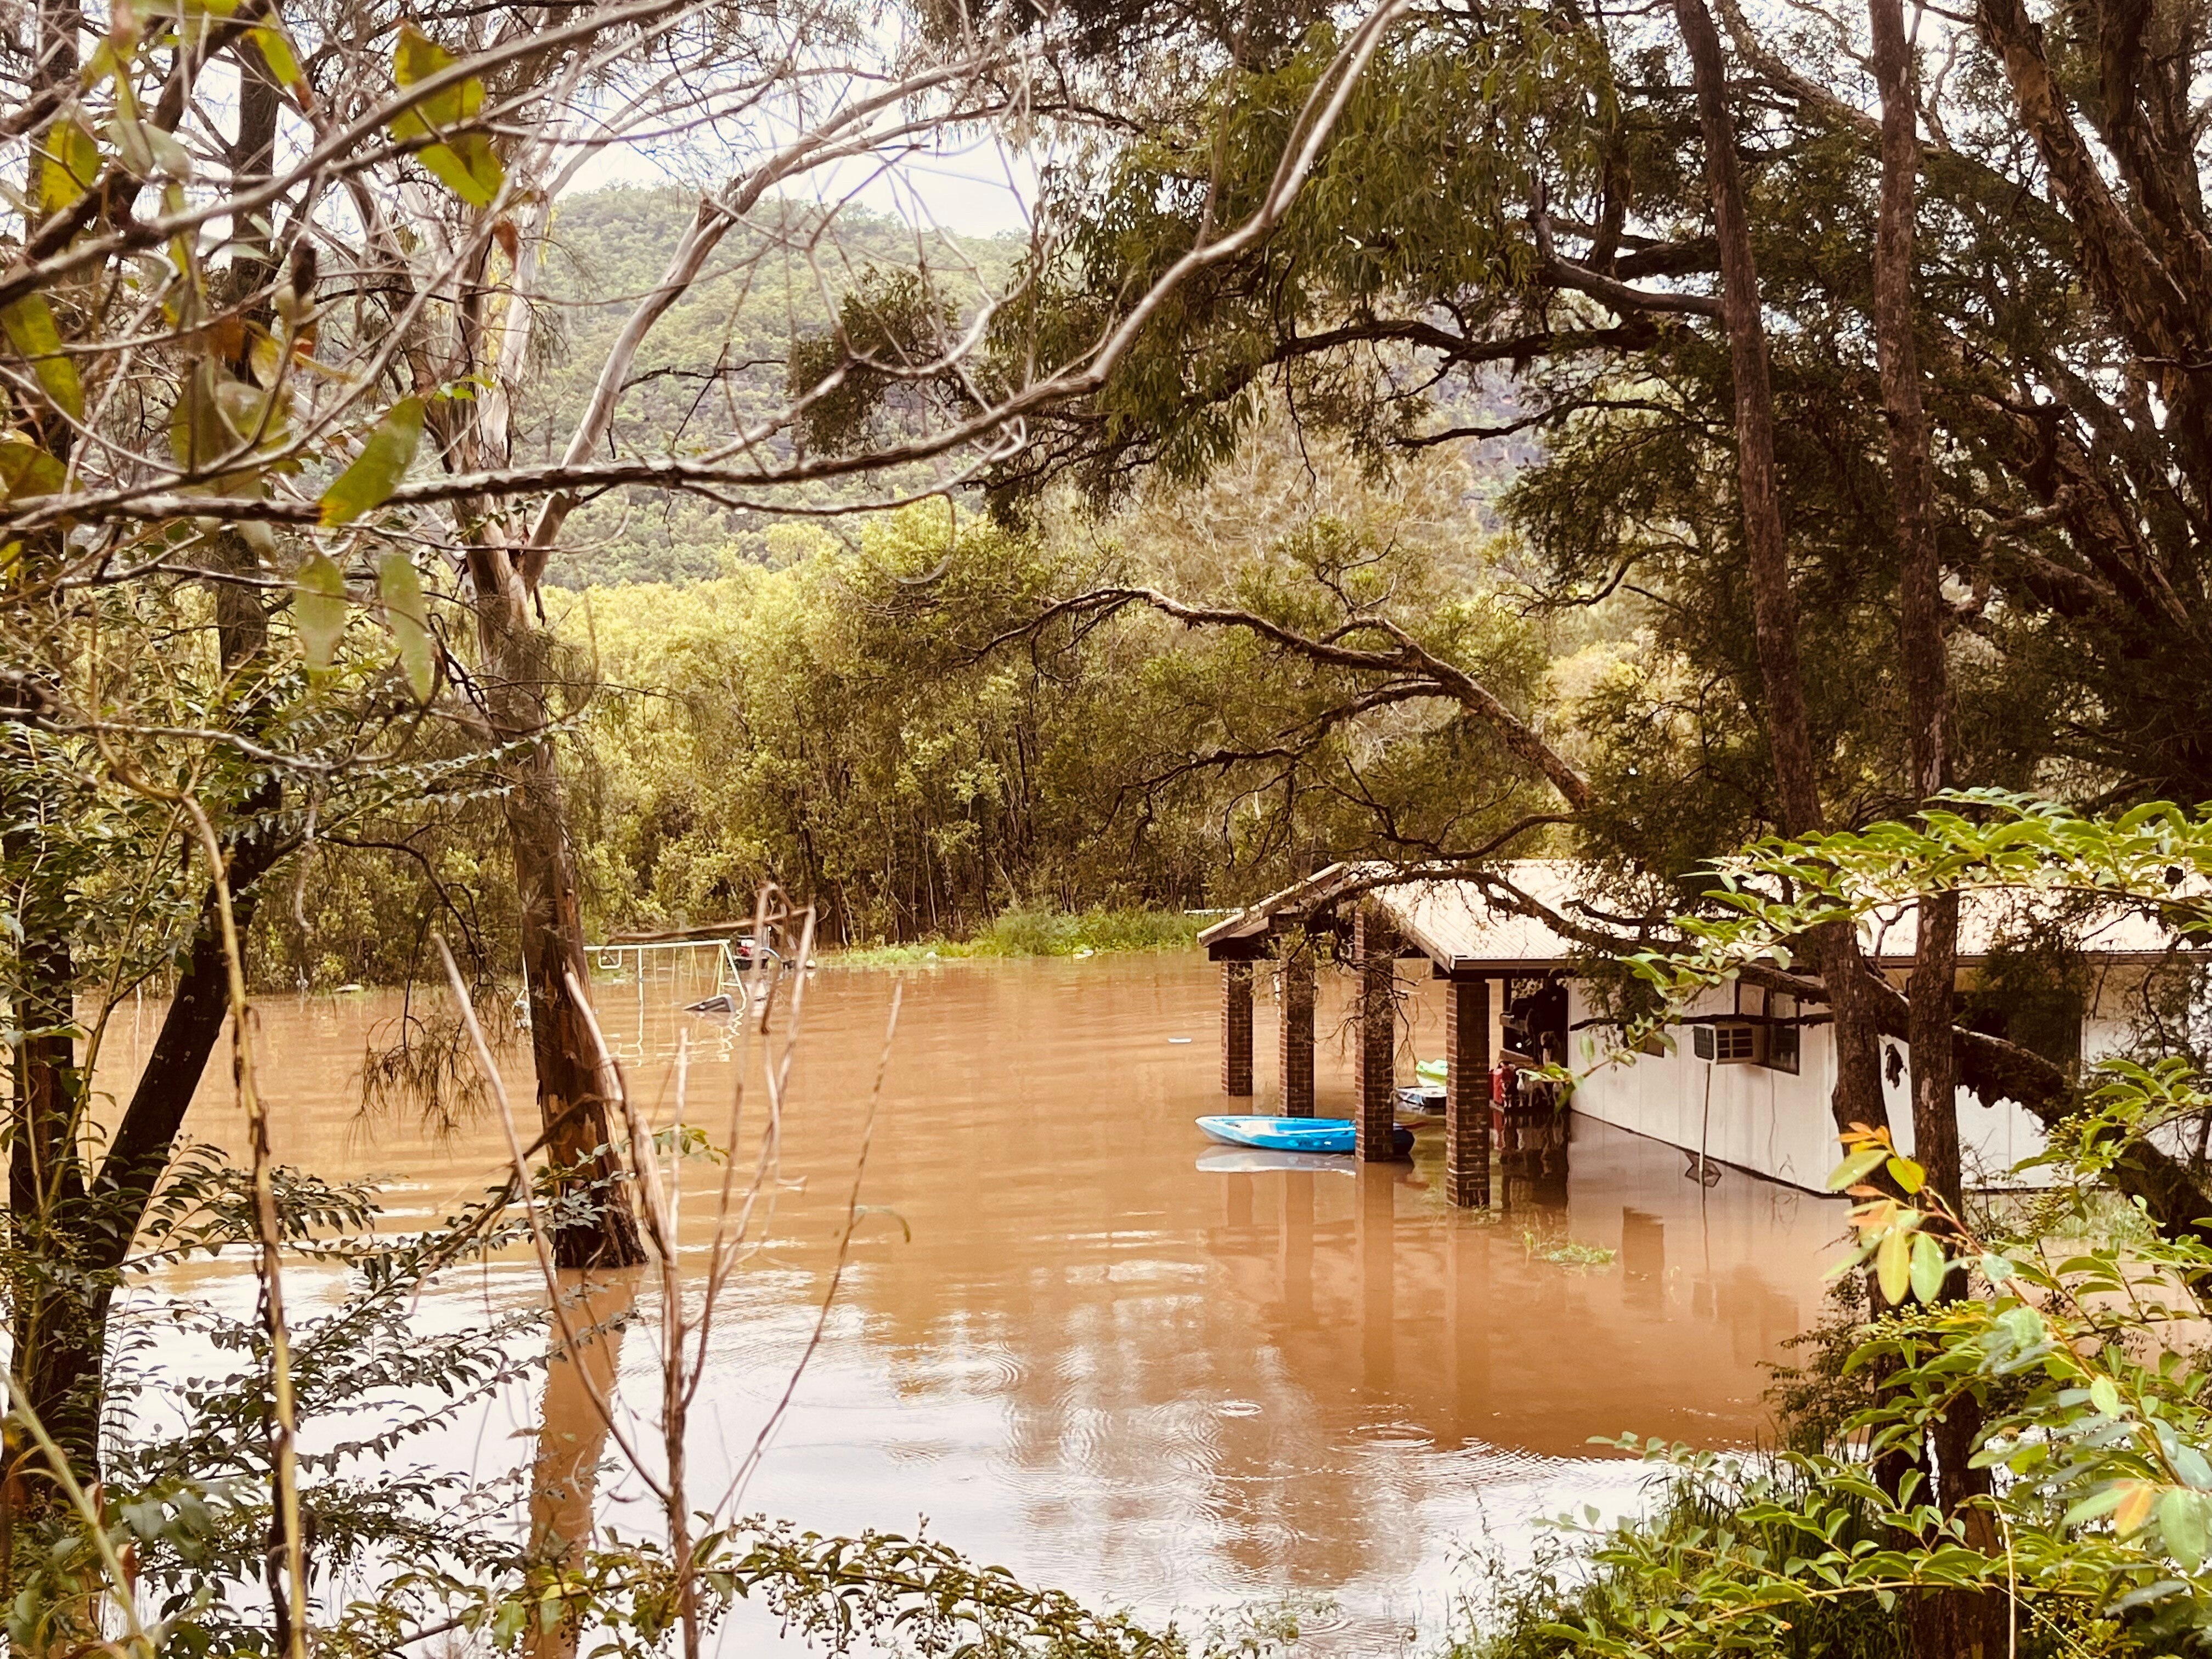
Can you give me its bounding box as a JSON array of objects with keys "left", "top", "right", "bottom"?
[{"left": 1197, "top": 1116, "right": 1831, "bottom": 1461}]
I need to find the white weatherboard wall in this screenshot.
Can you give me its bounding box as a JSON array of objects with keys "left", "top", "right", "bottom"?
[{"left": 1567, "top": 982, "right": 2067, "bottom": 1193}]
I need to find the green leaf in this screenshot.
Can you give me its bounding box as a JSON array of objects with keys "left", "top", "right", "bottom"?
[
  {"left": 1886, "top": 1155, "right": 1925, "bottom": 1195},
  {"left": 169, "top": 361, "right": 227, "bottom": 470},
  {"left": 1, "top": 294, "right": 83, "bottom": 421},
  {"left": 1824, "top": 1237, "right": 1878, "bottom": 1278},
  {"left": 145, "top": 123, "right": 192, "bottom": 180},
  {"left": 167, "top": 362, "right": 272, "bottom": 495},
  {"left": 104, "top": 108, "right": 154, "bottom": 178},
  {"left": 36, "top": 114, "right": 102, "bottom": 214},
  {"left": 319, "top": 396, "right": 422, "bottom": 526},
  {"left": 251, "top": 25, "right": 309, "bottom": 102},
  {"left": 0, "top": 436, "right": 66, "bottom": 501},
  {"left": 2177, "top": 1444, "right": 2212, "bottom": 1492},
  {"left": 1877, "top": 1226, "right": 1912, "bottom": 1307},
  {"left": 215, "top": 377, "right": 287, "bottom": 448},
  {"left": 388, "top": 25, "right": 503, "bottom": 208},
  {"left": 2064, "top": 1485, "right": 2126, "bottom": 1528},
  {"left": 1909, "top": 1231, "right": 1946, "bottom": 1304},
  {"left": 2161, "top": 1488, "right": 2208, "bottom": 1570},
  {"left": 2090, "top": 1376, "right": 2123, "bottom": 1418},
  {"left": 377, "top": 550, "right": 436, "bottom": 701},
  {"left": 407, "top": 130, "right": 504, "bottom": 208},
  {"left": 292, "top": 551, "right": 347, "bottom": 670},
  {"left": 1827, "top": 1147, "right": 1888, "bottom": 1192},
  {"left": 392, "top": 21, "right": 463, "bottom": 88}
]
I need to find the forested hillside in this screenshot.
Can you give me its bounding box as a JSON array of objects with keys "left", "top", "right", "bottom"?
[
  {"left": 523, "top": 188, "right": 1024, "bottom": 585},
  {"left": 554, "top": 427, "right": 1573, "bottom": 947},
  {"left": 370, "top": 188, "right": 1571, "bottom": 951},
  {"left": 234, "top": 420, "right": 1566, "bottom": 968}
]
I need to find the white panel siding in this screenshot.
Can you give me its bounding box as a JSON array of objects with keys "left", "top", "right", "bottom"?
[{"left": 1568, "top": 981, "right": 2055, "bottom": 1193}]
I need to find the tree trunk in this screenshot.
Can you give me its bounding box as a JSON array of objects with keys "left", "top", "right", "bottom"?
[
  {"left": 4, "top": 0, "right": 97, "bottom": 1535},
  {"left": 448, "top": 193, "right": 646, "bottom": 1271},
  {"left": 1869, "top": 0, "right": 1962, "bottom": 1221},
  {"left": 5, "top": 20, "right": 290, "bottom": 1490},
  {"left": 1867, "top": 2, "right": 2000, "bottom": 1644},
  {"left": 5, "top": 793, "right": 94, "bottom": 1477},
  {"left": 468, "top": 548, "right": 645, "bottom": 1271},
  {"left": 1672, "top": 0, "right": 1891, "bottom": 1143}
]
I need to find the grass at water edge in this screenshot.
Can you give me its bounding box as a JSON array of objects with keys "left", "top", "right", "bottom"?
[{"left": 822, "top": 905, "right": 1206, "bottom": 968}]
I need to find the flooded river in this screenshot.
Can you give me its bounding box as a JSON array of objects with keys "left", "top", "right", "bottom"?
[{"left": 100, "top": 952, "right": 1848, "bottom": 1652}]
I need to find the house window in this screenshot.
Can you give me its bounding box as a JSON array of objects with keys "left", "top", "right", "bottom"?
[{"left": 1769, "top": 993, "right": 1801, "bottom": 1074}]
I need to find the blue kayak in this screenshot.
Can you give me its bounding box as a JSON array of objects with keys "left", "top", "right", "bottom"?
[{"left": 1196, "top": 1115, "right": 1415, "bottom": 1156}]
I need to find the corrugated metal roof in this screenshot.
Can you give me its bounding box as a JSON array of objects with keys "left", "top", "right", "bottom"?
[
  {"left": 1200, "top": 859, "right": 2202, "bottom": 970},
  {"left": 1198, "top": 859, "right": 1593, "bottom": 967},
  {"left": 1195, "top": 862, "right": 1363, "bottom": 948},
  {"left": 1377, "top": 862, "right": 1590, "bottom": 970},
  {"left": 1858, "top": 890, "right": 2187, "bottom": 964}
]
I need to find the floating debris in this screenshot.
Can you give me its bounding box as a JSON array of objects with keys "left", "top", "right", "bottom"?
[{"left": 1523, "top": 1231, "right": 1618, "bottom": 1269}]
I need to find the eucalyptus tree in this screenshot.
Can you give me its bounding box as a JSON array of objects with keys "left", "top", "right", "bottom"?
[{"left": 0, "top": 0, "right": 1410, "bottom": 1618}]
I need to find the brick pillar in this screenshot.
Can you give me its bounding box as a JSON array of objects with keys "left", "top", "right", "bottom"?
[
  {"left": 1445, "top": 974, "right": 1491, "bottom": 1208},
  {"left": 1220, "top": 960, "right": 1255, "bottom": 1096},
  {"left": 1279, "top": 941, "right": 1316, "bottom": 1118},
  {"left": 1353, "top": 907, "right": 1399, "bottom": 1160}
]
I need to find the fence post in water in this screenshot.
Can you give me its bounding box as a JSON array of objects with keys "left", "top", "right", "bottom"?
[
  {"left": 1445, "top": 974, "right": 1491, "bottom": 1207},
  {"left": 1353, "top": 906, "right": 1400, "bottom": 1159},
  {"left": 1279, "top": 936, "right": 1316, "bottom": 1118},
  {"left": 1220, "top": 960, "right": 1255, "bottom": 1096}
]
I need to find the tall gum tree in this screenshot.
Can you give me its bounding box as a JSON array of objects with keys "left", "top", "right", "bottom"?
[
  {"left": 0, "top": 0, "right": 1414, "bottom": 1503},
  {"left": 1867, "top": 0, "right": 2001, "bottom": 1635},
  {"left": 1672, "top": 0, "right": 1892, "bottom": 1148}
]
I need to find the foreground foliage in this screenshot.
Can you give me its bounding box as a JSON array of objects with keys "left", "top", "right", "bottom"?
[
  {"left": 1476, "top": 800, "right": 2212, "bottom": 1655},
  {"left": 1481, "top": 1175, "right": 2212, "bottom": 1655}
]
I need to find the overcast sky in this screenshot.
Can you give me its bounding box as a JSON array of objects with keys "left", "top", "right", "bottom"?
[{"left": 571, "top": 120, "right": 1045, "bottom": 240}]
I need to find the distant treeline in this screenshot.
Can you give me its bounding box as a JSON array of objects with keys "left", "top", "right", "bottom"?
[
  {"left": 251, "top": 425, "right": 1562, "bottom": 981},
  {"left": 563, "top": 510, "right": 1225, "bottom": 947}
]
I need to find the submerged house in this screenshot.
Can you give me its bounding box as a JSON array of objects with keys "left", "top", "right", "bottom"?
[{"left": 1198, "top": 860, "right": 2186, "bottom": 1197}]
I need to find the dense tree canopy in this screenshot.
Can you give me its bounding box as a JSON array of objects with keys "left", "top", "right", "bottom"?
[
  {"left": 556, "top": 424, "right": 1555, "bottom": 945},
  {"left": 841, "top": 0, "right": 2212, "bottom": 865}
]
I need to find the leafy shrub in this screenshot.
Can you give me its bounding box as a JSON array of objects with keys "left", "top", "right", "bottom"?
[
  {"left": 1459, "top": 1464, "right": 1913, "bottom": 1659},
  {"left": 834, "top": 905, "right": 1202, "bottom": 963},
  {"left": 1469, "top": 799, "right": 2212, "bottom": 1657},
  {"left": 978, "top": 905, "right": 1201, "bottom": 956}
]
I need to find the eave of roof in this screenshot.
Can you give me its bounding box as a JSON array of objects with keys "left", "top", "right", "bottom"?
[{"left": 1200, "top": 862, "right": 2206, "bottom": 972}]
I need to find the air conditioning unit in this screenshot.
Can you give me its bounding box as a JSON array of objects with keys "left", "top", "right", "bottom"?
[{"left": 1692, "top": 1021, "right": 1765, "bottom": 1064}]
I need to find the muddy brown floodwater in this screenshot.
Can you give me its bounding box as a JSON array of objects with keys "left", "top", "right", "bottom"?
[{"left": 98, "top": 951, "right": 1850, "bottom": 1654}]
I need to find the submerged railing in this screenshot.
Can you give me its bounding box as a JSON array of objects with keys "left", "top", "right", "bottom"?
[{"left": 589, "top": 936, "right": 748, "bottom": 991}]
